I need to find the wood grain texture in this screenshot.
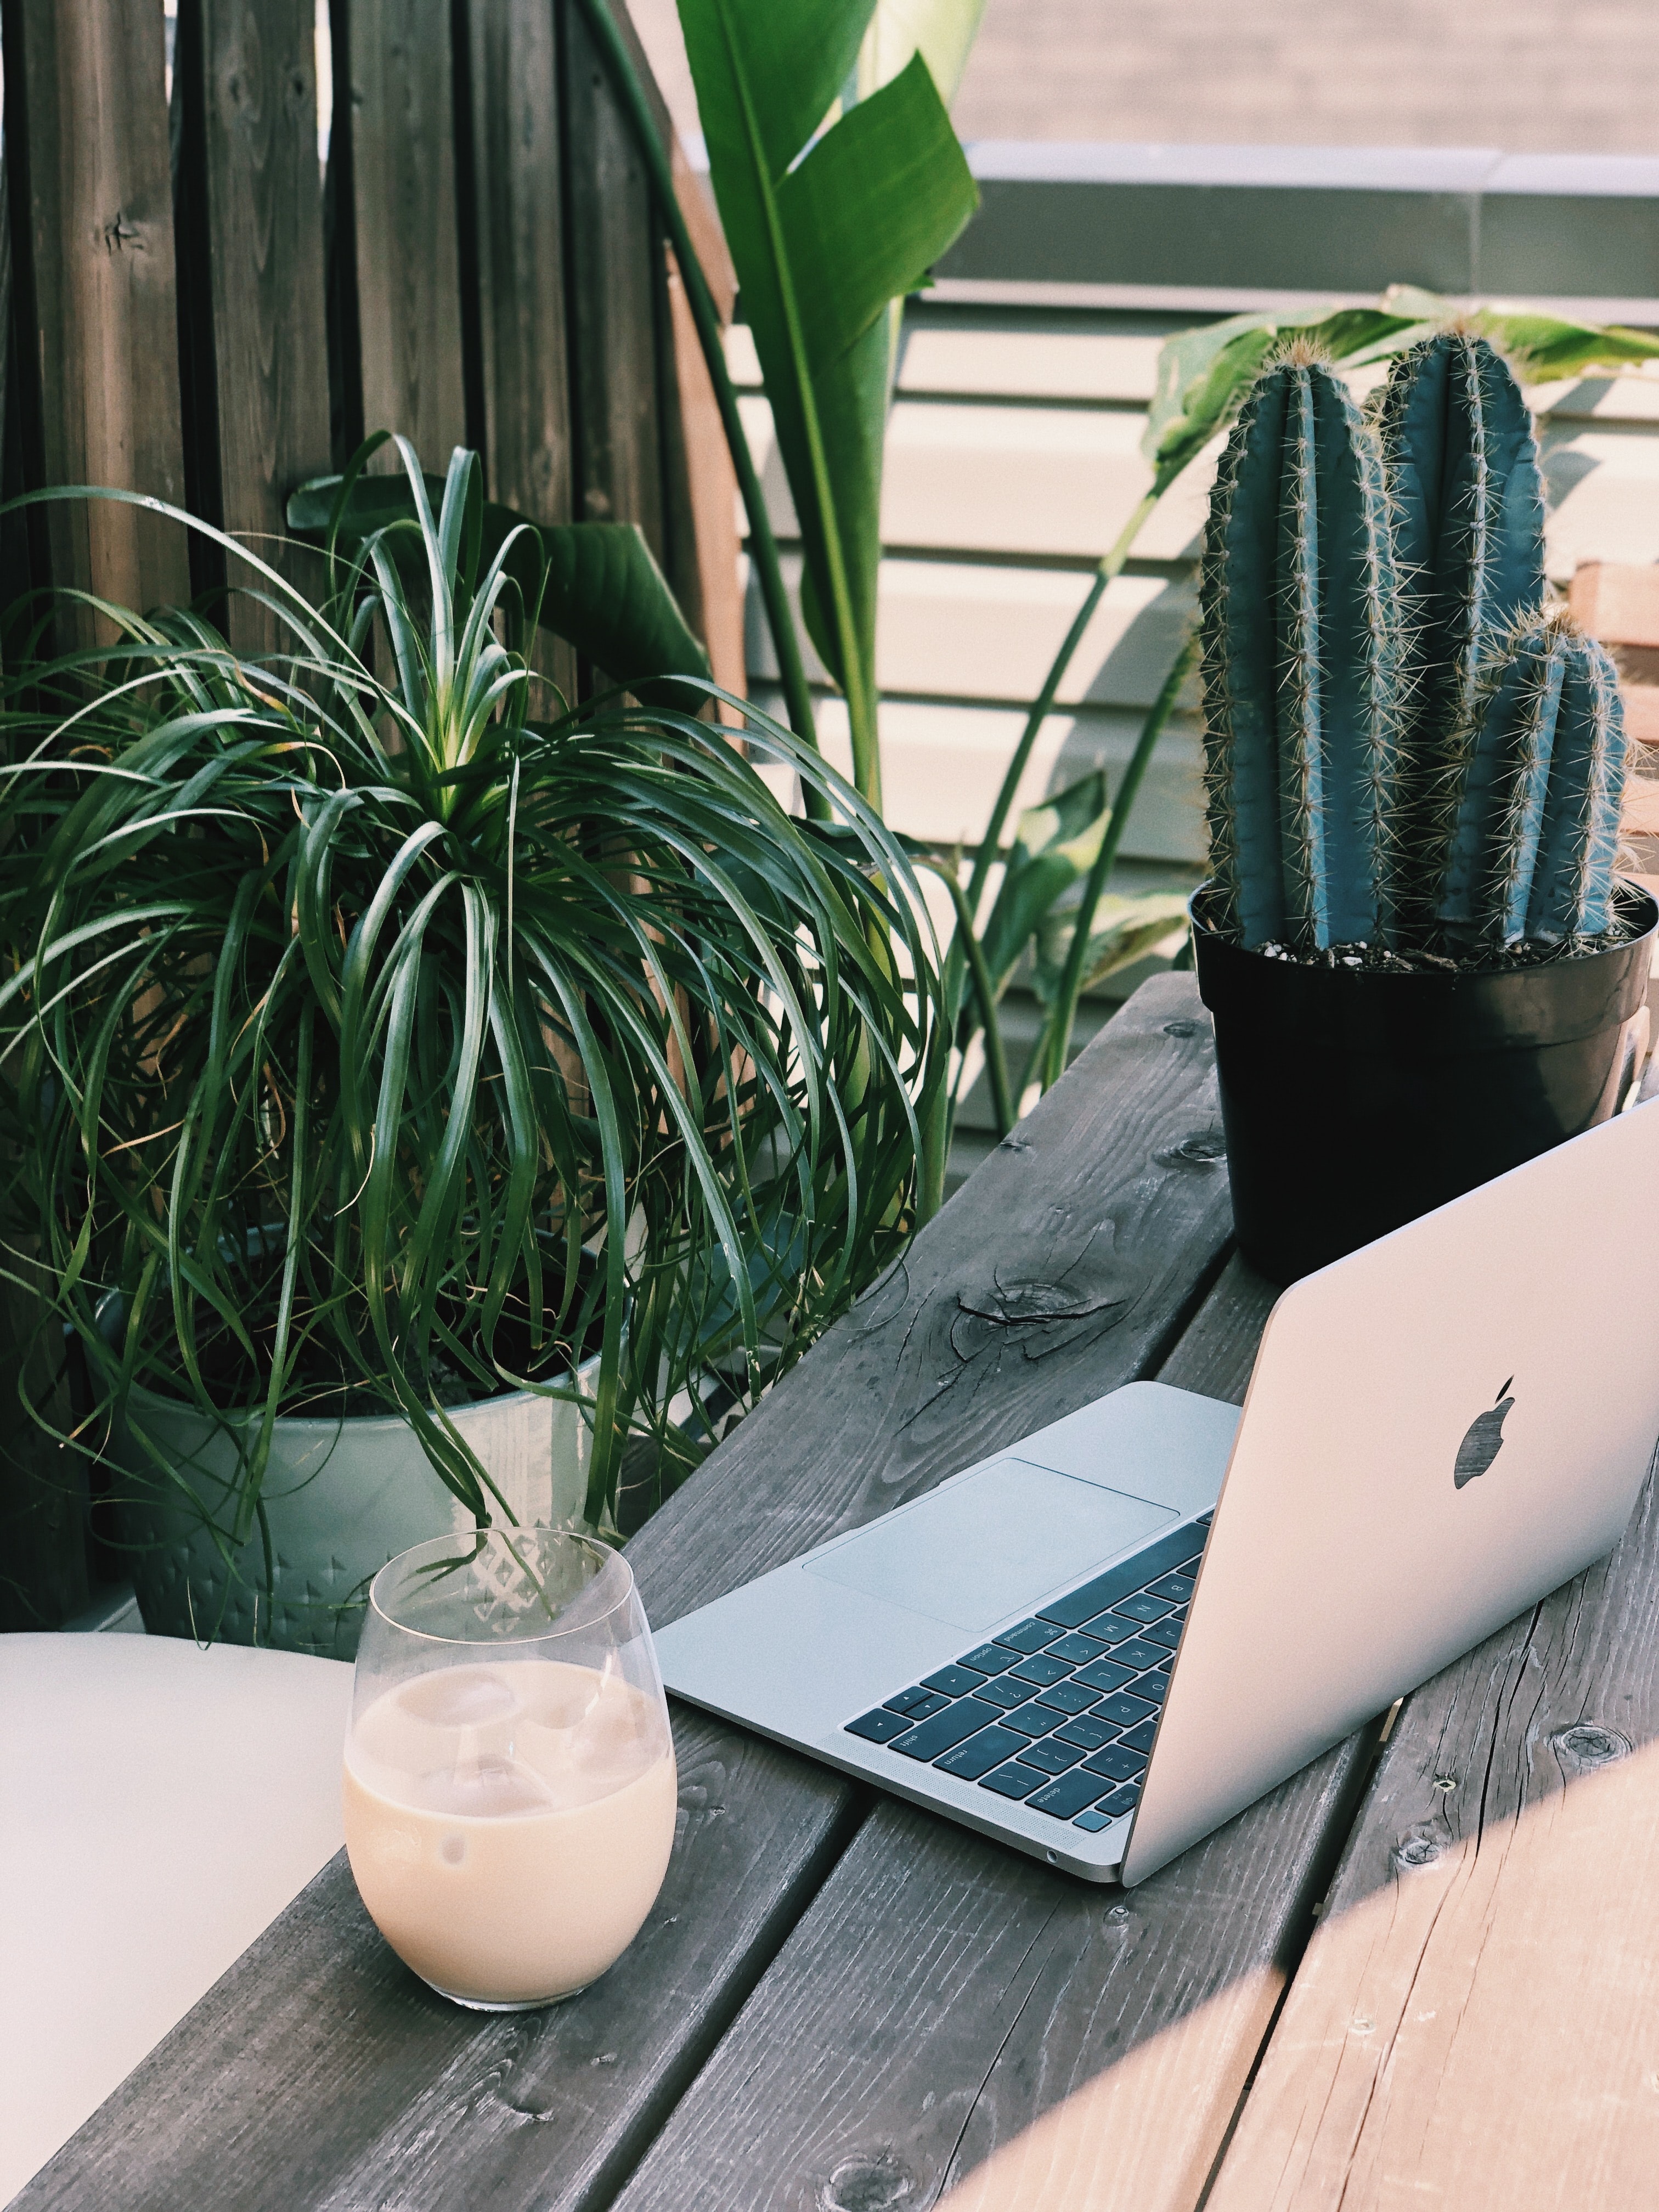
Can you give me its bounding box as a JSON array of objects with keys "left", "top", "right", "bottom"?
[
  {"left": 14, "top": 976, "right": 1237, "bottom": 2210},
  {"left": 631, "top": 972, "right": 1233, "bottom": 1630},
  {"left": 4, "top": 0, "right": 190, "bottom": 628},
  {"left": 612, "top": 1256, "right": 1373, "bottom": 2212},
  {"left": 559, "top": 0, "right": 663, "bottom": 563},
  {"left": 179, "top": 0, "right": 331, "bottom": 651},
  {"left": 347, "top": 0, "right": 467, "bottom": 464},
  {"left": 1206, "top": 1450, "right": 1659, "bottom": 2211},
  {"left": 466, "top": 0, "right": 571, "bottom": 525},
  {"left": 665, "top": 242, "right": 746, "bottom": 704}
]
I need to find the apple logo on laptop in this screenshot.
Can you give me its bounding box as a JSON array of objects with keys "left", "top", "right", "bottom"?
[{"left": 1454, "top": 1378, "right": 1514, "bottom": 1489}]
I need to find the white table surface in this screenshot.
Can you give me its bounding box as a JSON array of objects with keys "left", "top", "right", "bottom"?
[{"left": 0, "top": 1633, "right": 352, "bottom": 2204}]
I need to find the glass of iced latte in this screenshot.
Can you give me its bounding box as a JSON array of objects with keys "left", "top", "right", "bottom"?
[{"left": 343, "top": 1527, "right": 676, "bottom": 2010}]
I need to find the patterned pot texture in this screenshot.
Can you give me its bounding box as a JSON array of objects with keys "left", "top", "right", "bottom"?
[{"left": 117, "top": 1362, "right": 601, "bottom": 1658}]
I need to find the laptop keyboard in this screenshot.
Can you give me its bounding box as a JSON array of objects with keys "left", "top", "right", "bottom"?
[{"left": 843, "top": 1513, "right": 1210, "bottom": 1835}]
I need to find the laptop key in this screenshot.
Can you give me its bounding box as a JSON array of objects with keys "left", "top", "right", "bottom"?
[
  {"left": 1051, "top": 1713, "right": 1118, "bottom": 1752},
  {"left": 980, "top": 1762, "right": 1044, "bottom": 1800},
  {"left": 1017, "top": 1737, "right": 1086, "bottom": 1775},
  {"left": 1094, "top": 1690, "right": 1156, "bottom": 1728},
  {"left": 881, "top": 1686, "right": 938, "bottom": 1717},
  {"left": 1072, "top": 1808, "right": 1114, "bottom": 1832},
  {"left": 1070, "top": 1656, "right": 1135, "bottom": 1694},
  {"left": 884, "top": 1690, "right": 946, "bottom": 1725},
  {"left": 1045, "top": 1631, "right": 1111, "bottom": 1664},
  {"left": 934, "top": 1725, "right": 1029, "bottom": 1781},
  {"left": 977, "top": 1674, "right": 1033, "bottom": 1711},
  {"left": 994, "top": 1618, "right": 1063, "bottom": 1655},
  {"left": 1081, "top": 1744, "right": 1147, "bottom": 1782},
  {"left": 1128, "top": 1671, "right": 1170, "bottom": 1706},
  {"left": 922, "top": 1664, "right": 986, "bottom": 1700},
  {"left": 1036, "top": 1521, "right": 1207, "bottom": 1629},
  {"left": 1103, "top": 1637, "right": 1167, "bottom": 1672},
  {"left": 1000, "top": 1700, "right": 1063, "bottom": 1738},
  {"left": 957, "top": 1643, "right": 1019, "bottom": 1677},
  {"left": 891, "top": 1698, "right": 1005, "bottom": 1762},
  {"left": 1111, "top": 1592, "right": 1173, "bottom": 1624},
  {"left": 1143, "top": 1615, "right": 1185, "bottom": 1651},
  {"left": 1096, "top": 1783, "right": 1142, "bottom": 1815},
  {"left": 1147, "top": 1572, "right": 1195, "bottom": 1602},
  {"left": 1032, "top": 1680, "right": 1098, "bottom": 1716},
  {"left": 1118, "top": 1719, "right": 1159, "bottom": 1754},
  {"left": 1029, "top": 1770, "right": 1107, "bottom": 1819},
  {"left": 845, "top": 1708, "right": 911, "bottom": 1743},
  {"left": 1007, "top": 1652, "right": 1073, "bottom": 1688}
]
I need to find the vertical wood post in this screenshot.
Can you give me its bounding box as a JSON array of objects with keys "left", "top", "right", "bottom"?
[
  {"left": 2, "top": 0, "right": 190, "bottom": 631},
  {"left": 343, "top": 0, "right": 467, "bottom": 466},
  {"left": 559, "top": 0, "right": 663, "bottom": 561},
  {"left": 172, "top": 0, "right": 332, "bottom": 655}
]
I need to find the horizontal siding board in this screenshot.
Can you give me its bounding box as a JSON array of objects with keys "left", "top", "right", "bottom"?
[
  {"left": 751, "top": 690, "right": 1207, "bottom": 861},
  {"left": 744, "top": 554, "right": 1199, "bottom": 714}
]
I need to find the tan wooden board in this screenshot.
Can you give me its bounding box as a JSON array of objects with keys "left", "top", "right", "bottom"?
[
  {"left": 753, "top": 691, "right": 1209, "bottom": 861},
  {"left": 744, "top": 552, "right": 1199, "bottom": 714},
  {"left": 1207, "top": 1449, "right": 1659, "bottom": 2210}
]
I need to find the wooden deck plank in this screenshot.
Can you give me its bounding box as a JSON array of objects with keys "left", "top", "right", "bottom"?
[
  {"left": 1206, "top": 1438, "right": 1659, "bottom": 2209},
  {"left": 13, "top": 975, "right": 1237, "bottom": 2210},
  {"left": 610, "top": 1259, "right": 1379, "bottom": 2212}
]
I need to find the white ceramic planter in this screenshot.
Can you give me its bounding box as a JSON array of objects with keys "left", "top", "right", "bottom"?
[{"left": 118, "top": 1363, "right": 600, "bottom": 1657}]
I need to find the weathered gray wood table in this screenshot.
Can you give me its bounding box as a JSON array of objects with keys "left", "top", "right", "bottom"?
[{"left": 18, "top": 973, "right": 1658, "bottom": 2212}]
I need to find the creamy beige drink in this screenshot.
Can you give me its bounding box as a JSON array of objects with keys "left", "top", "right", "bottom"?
[{"left": 343, "top": 1659, "right": 676, "bottom": 2006}]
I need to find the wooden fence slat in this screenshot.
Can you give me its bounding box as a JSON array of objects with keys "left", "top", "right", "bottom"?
[
  {"left": 610, "top": 1257, "right": 1376, "bottom": 2212},
  {"left": 14, "top": 975, "right": 1242, "bottom": 2209},
  {"left": 465, "top": 0, "right": 571, "bottom": 524},
  {"left": 3, "top": 0, "right": 190, "bottom": 629},
  {"left": 558, "top": 0, "right": 664, "bottom": 564},
  {"left": 173, "top": 0, "right": 331, "bottom": 653},
  {"left": 344, "top": 0, "right": 467, "bottom": 467}
]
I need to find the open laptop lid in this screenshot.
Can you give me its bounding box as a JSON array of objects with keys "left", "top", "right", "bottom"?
[{"left": 1123, "top": 1098, "right": 1659, "bottom": 1887}]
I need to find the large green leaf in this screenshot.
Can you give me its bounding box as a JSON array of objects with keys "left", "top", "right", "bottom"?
[
  {"left": 1032, "top": 891, "right": 1192, "bottom": 1007},
  {"left": 974, "top": 771, "right": 1111, "bottom": 997},
  {"left": 286, "top": 472, "right": 710, "bottom": 691},
  {"left": 1378, "top": 285, "right": 1659, "bottom": 379},
  {"left": 1142, "top": 307, "right": 1426, "bottom": 482},
  {"left": 856, "top": 0, "right": 986, "bottom": 105},
  {"left": 679, "top": 0, "right": 978, "bottom": 803}
]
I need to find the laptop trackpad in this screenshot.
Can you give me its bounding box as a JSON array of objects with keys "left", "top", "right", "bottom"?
[{"left": 802, "top": 1457, "right": 1175, "bottom": 1633}]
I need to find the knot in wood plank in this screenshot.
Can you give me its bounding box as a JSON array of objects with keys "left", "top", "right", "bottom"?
[
  {"left": 1158, "top": 1126, "right": 1227, "bottom": 1169},
  {"left": 818, "top": 2150, "right": 916, "bottom": 2211},
  {"left": 1392, "top": 1823, "right": 1444, "bottom": 1872},
  {"left": 1551, "top": 1722, "right": 1631, "bottom": 1771}
]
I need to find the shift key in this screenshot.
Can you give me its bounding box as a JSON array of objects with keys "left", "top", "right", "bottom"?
[{"left": 891, "top": 1697, "right": 1006, "bottom": 1761}]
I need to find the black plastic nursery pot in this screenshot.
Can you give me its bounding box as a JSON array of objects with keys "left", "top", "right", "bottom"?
[{"left": 1192, "top": 881, "right": 1659, "bottom": 1286}]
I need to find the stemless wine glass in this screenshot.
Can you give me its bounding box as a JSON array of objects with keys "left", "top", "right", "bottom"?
[{"left": 343, "top": 1527, "right": 676, "bottom": 2010}]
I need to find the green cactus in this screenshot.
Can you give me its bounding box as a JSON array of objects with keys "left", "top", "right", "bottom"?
[
  {"left": 1438, "top": 609, "right": 1627, "bottom": 950},
  {"left": 1376, "top": 332, "right": 1547, "bottom": 911},
  {"left": 1200, "top": 334, "right": 1628, "bottom": 961},
  {"left": 1198, "top": 352, "right": 1404, "bottom": 952}
]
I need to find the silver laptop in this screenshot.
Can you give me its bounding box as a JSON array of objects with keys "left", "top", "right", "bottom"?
[{"left": 655, "top": 1101, "right": 1659, "bottom": 1886}]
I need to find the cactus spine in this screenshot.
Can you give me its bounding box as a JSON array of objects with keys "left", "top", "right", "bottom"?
[
  {"left": 1200, "top": 332, "right": 1628, "bottom": 961},
  {"left": 1376, "top": 333, "right": 1547, "bottom": 916},
  {"left": 1438, "top": 610, "right": 1627, "bottom": 949},
  {"left": 1199, "top": 355, "right": 1403, "bottom": 952}
]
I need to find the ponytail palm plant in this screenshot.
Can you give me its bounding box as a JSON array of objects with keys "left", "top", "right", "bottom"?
[{"left": 0, "top": 443, "right": 941, "bottom": 1542}]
